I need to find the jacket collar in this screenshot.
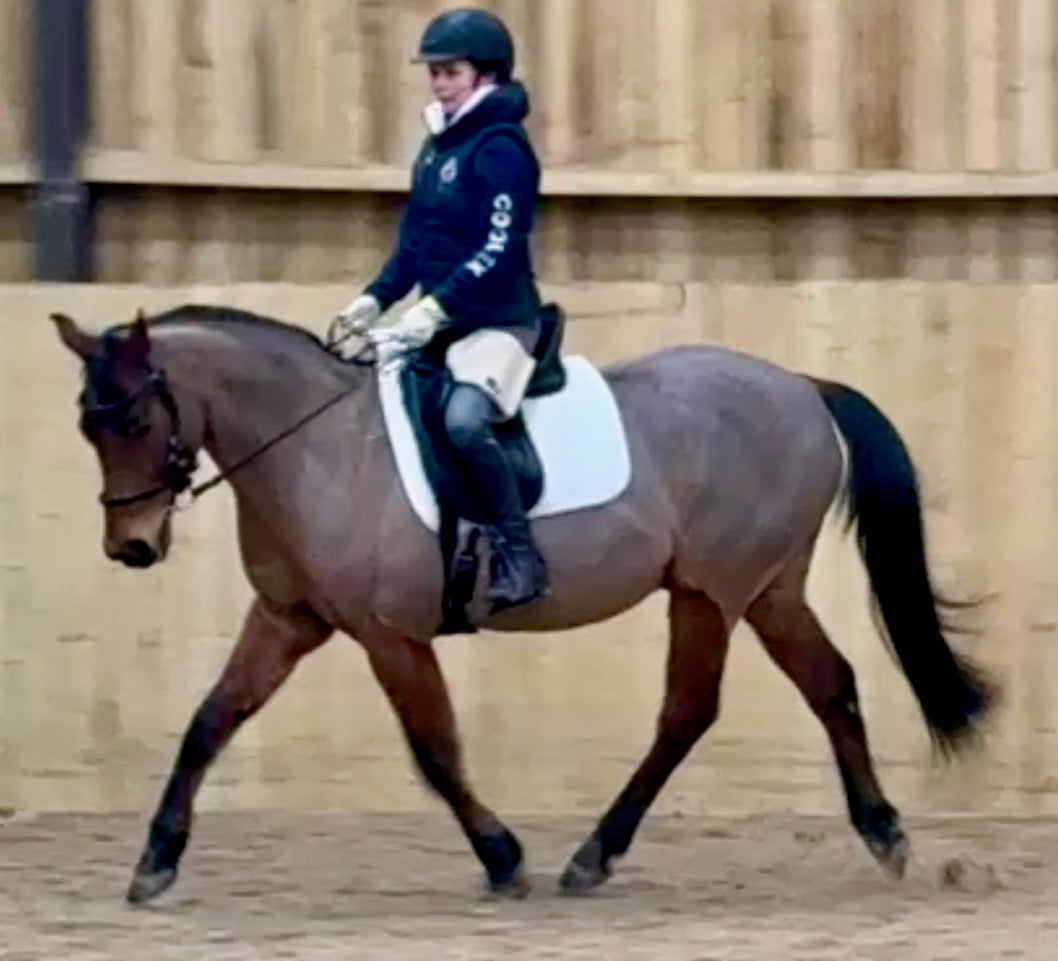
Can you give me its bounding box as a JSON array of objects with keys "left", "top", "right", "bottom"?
[
  {"left": 423, "top": 83, "right": 497, "bottom": 135},
  {"left": 421, "top": 81, "right": 531, "bottom": 148}
]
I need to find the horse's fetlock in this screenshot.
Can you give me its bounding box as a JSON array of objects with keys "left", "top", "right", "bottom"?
[
  {"left": 472, "top": 826, "right": 523, "bottom": 883},
  {"left": 145, "top": 818, "right": 189, "bottom": 869}
]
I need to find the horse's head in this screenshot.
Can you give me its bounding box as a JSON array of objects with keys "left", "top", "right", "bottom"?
[{"left": 51, "top": 309, "right": 202, "bottom": 569}]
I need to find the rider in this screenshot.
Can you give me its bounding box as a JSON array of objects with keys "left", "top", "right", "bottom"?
[{"left": 333, "top": 6, "right": 549, "bottom": 613}]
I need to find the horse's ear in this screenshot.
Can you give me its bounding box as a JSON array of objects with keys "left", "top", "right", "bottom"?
[
  {"left": 122, "top": 307, "right": 151, "bottom": 363},
  {"left": 49, "top": 312, "right": 99, "bottom": 360}
]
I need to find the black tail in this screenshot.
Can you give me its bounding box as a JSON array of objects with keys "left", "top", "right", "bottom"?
[{"left": 813, "top": 377, "right": 998, "bottom": 760}]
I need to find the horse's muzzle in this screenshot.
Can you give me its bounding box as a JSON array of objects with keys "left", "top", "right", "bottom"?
[
  {"left": 104, "top": 505, "right": 173, "bottom": 568},
  {"left": 111, "top": 538, "right": 160, "bottom": 568}
]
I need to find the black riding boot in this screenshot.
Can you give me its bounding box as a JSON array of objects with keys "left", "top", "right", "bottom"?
[
  {"left": 484, "top": 507, "right": 549, "bottom": 613},
  {"left": 444, "top": 385, "right": 550, "bottom": 613}
]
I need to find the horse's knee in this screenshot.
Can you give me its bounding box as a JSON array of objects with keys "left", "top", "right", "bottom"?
[{"left": 821, "top": 658, "right": 862, "bottom": 723}]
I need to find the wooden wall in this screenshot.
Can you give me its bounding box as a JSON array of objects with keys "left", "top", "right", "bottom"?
[
  {"left": 90, "top": 189, "right": 1058, "bottom": 285},
  {"left": 83, "top": 0, "right": 1058, "bottom": 177},
  {"left": 3, "top": 1, "right": 1058, "bottom": 283},
  {"left": 2, "top": 281, "right": 1057, "bottom": 815}
]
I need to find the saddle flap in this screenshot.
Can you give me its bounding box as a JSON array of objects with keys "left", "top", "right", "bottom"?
[{"left": 379, "top": 354, "right": 632, "bottom": 535}]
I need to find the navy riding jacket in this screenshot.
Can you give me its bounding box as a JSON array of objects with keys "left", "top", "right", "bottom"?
[{"left": 365, "top": 81, "right": 543, "bottom": 334}]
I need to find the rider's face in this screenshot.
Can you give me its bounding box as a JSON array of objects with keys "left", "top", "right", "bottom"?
[{"left": 429, "top": 60, "right": 481, "bottom": 114}]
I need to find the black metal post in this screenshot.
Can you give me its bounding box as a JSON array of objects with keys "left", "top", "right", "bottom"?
[{"left": 32, "top": 0, "right": 92, "bottom": 281}]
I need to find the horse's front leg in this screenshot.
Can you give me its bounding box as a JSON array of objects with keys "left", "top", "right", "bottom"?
[
  {"left": 127, "top": 596, "right": 332, "bottom": 905},
  {"left": 360, "top": 616, "right": 527, "bottom": 896}
]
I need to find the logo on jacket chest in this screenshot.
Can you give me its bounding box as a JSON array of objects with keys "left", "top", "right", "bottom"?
[{"left": 439, "top": 156, "right": 459, "bottom": 184}]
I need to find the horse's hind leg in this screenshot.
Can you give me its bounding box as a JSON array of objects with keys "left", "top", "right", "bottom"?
[
  {"left": 360, "top": 616, "right": 527, "bottom": 897},
  {"left": 126, "top": 596, "right": 333, "bottom": 905},
  {"left": 745, "top": 550, "right": 909, "bottom": 878},
  {"left": 560, "top": 587, "right": 731, "bottom": 893}
]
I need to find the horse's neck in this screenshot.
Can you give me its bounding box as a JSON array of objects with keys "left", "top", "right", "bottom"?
[{"left": 156, "top": 324, "right": 372, "bottom": 502}]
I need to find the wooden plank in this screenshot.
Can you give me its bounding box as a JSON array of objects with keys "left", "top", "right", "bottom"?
[
  {"left": 88, "top": 0, "right": 136, "bottom": 151},
  {"left": 692, "top": 0, "right": 744, "bottom": 169},
  {"left": 906, "top": 0, "right": 961, "bottom": 171},
  {"left": 128, "top": 0, "right": 180, "bottom": 154},
  {"left": 1014, "top": 0, "right": 1054, "bottom": 172},
  {"left": 1016, "top": 199, "right": 1058, "bottom": 282},
  {"left": 963, "top": 0, "right": 1002, "bottom": 278},
  {"left": 653, "top": 0, "right": 692, "bottom": 173},
  {"left": 287, "top": 0, "right": 332, "bottom": 165},
  {"left": 904, "top": 1, "right": 965, "bottom": 278},
  {"left": 0, "top": 159, "right": 31, "bottom": 184},
  {"left": 123, "top": 1, "right": 182, "bottom": 282},
  {"left": 740, "top": 0, "right": 774, "bottom": 170},
  {"left": 803, "top": 0, "right": 853, "bottom": 277},
  {"left": 0, "top": 188, "right": 30, "bottom": 279},
  {"left": 537, "top": 0, "right": 575, "bottom": 165},
  {"left": 851, "top": 0, "right": 904, "bottom": 168},
  {"left": 1011, "top": 0, "right": 1057, "bottom": 279},
  {"left": 173, "top": 0, "right": 211, "bottom": 160},
  {"left": 75, "top": 150, "right": 1058, "bottom": 197},
  {"left": 202, "top": 0, "right": 261, "bottom": 163},
  {"left": 965, "top": 0, "right": 1001, "bottom": 171},
  {"left": 767, "top": 0, "right": 810, "bottom": 170},
  {"left": 0, "top": 0, "right": 29, "bottom": 162},
  {"left": 806, "top": 0, "right": 851, "bottom": 173}
]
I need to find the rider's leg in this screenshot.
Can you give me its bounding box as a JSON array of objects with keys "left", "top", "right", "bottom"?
[{"left": 443, "top": 382, "right": 549, "bottom": 612}]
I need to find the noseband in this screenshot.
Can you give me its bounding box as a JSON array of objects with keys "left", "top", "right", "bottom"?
[{"left": 84, "top": 368, "right": 199, "bottom": 509}]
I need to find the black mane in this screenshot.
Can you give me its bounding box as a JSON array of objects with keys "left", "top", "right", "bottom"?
[
  {"left": 145, "top": 303, "right": 331, "bottom": 354},
  {"left": 81, "top": 303, "right": 356, "bottom": 411}
]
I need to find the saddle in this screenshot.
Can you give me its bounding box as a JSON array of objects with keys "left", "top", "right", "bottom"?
[{"left": 398, "top": 303, "right": 568, "bottom": 635}]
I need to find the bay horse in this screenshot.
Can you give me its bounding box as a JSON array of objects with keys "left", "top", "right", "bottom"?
[{"left": 48, "top": 303, "right": 996, "bottom": 906}]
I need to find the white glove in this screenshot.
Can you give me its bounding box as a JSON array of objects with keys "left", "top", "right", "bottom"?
[
  {"left": 391, "top": 295, "right": 447, "bottom": 348},
  {"left": 368, "top": 327, "right": 410, "bottom": 372},
  {"left": 329, "top": 293, "right": 382, "bottom": 353}
]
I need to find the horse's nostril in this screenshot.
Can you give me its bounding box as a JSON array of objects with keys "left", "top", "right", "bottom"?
[{"left": 119, "top": 539, "right": 157, "bottom": 568}]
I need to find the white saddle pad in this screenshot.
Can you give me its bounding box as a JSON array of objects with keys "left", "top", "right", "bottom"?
[{"left": 377, "top": 355, "right": 633, "bottom": 533}]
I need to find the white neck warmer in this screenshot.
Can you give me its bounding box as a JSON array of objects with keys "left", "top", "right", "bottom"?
[{"left": 422, "top": 83, "right": 498, "bottom": 135}]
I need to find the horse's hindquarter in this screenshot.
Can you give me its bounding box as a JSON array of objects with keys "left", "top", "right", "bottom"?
[
  {"left": 512, "top": 348, "right": 839, "bottom": 623},
  {"left": 610, "top": 346, "right": 844, "bottom": 613}
]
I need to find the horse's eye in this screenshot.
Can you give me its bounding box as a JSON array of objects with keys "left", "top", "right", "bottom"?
[{"left": 116, "top": 410, "right": 149, "bottom": 438}]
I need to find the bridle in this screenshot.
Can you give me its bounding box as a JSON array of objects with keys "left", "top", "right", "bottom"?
[{"left": 85, "top": 339, "right": 376, "bottom": 511}]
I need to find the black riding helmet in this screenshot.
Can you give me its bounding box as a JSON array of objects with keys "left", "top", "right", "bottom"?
[{"left": 413, "top": 7, "right": 515, "bottom": 82}]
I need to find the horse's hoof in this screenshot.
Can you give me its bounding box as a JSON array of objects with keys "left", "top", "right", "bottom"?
[
  {"left": 858, "top": 805, "right": 910, "bottom": 880},
  {"left": 559, "top": 838, "right": 611, "bottom": 895},
  {"left": 485, "top": 863, "right": 531, "bottom": 899},
  {"left": 126, "top": 866, "right": 177, "bottom": 905},
  {"left": 870, "top": 832, "right": 910, "bottom": 880}
]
